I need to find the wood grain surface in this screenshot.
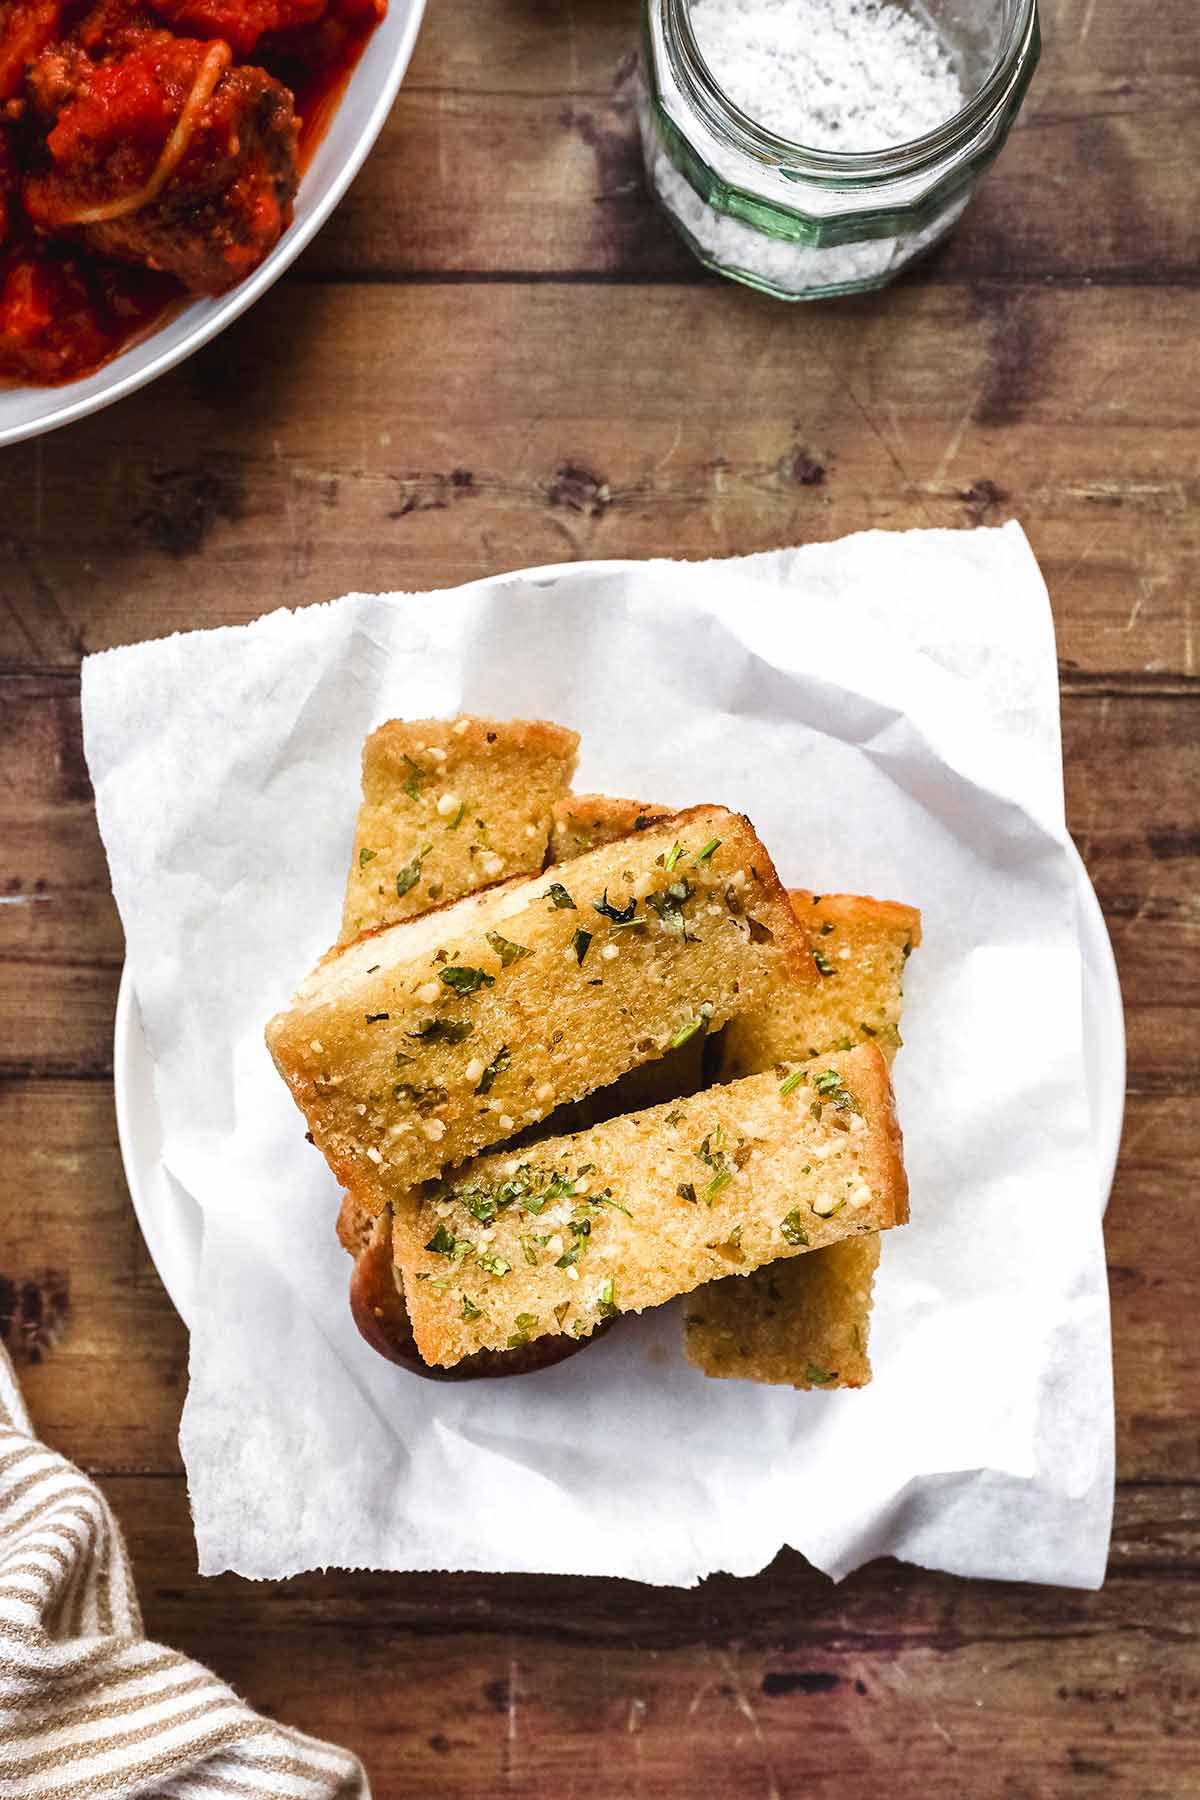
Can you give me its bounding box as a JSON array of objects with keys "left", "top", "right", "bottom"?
[{"left": 1, "top": 0, "right": 1197, "bottom": 1792}]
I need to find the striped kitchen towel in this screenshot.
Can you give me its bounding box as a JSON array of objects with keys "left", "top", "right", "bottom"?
[{"left": 0, "top": 1343, "right": 368, "bottom": 1798}]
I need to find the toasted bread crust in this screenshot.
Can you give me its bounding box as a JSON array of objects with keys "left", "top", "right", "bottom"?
[
  {"left": 320, "top": 874, "right": 530, "bottom": 968},
  {"left": 337, "top": 1188, "right": 376, "bottom": 1256},
  {"left": 878, "top": 1047, "right": 909, "bottom": 1225}
]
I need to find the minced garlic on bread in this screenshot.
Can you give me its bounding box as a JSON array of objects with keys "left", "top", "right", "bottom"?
[
  {"left": 720, "top": 889, "right": 921, "bottom": 1078},
  {"left": 339, "top": 716, "right": 579, "bottom": 943},
  {"left": 267, "top": 806, "right": 813, "bottom": 1216},
  {"left": 687, "top": 889, "right": 920, "bottom": 1388},
  {"left": 685, "top": 1236, "right": 879, "bottom": 1388},
  {"left": 393, "top": 1042, "right": 905, "bottom": 1368},
  {"left": 549, "top": 795, "right": 669, "bottom": 863}
]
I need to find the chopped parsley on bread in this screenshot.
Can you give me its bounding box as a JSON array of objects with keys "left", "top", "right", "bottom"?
[
  {"left": 339, "top": 715, "right": 579, "bottom": 943},
  {"left": 686, "top": 889, "right": 920, "bottom": 1387},
  {"left": 394, "top": 1042, "right": 906, "bottom": 1368},
  {"left": 267, "top": 806, "right": 814, "bottom": 1215}
]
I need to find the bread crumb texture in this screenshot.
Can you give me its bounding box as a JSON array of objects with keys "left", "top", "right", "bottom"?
[
  {"left": 685, "top": 1236, "right": 880, "bottom": 1387},
  {"left": 394, "top": 1042, "right": 905, "bottom": 1367},
  {"left": 549, "top": 794, "right": 669, "bottom": 863},
  {"left": 339, "top": 716, "right": 579, "bottom": 943},
  {"left": 267, "top": 807, "right": 814, "bottom": 1211}
]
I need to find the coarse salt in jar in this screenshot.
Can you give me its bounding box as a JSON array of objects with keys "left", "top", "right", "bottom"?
[{"left": 637, "top": 0, "right": 1041, "bottom": 301}]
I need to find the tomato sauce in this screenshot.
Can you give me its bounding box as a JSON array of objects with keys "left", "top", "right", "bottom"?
[{"left": 0, "top": 0, "right": 385, "bottom": 387}]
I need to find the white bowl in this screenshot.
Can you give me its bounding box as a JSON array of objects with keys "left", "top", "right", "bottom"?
[{"left": 0, "top": 0, "right": 425, "bottom": 449}]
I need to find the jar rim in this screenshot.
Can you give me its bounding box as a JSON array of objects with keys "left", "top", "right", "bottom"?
[{"left": 662, "top": 0, "right": 1040, "bottom": 176}]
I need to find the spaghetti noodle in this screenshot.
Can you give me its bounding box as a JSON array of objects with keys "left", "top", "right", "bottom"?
[{"left": 54, "top": 41, "right": 232, "bottom": 226}]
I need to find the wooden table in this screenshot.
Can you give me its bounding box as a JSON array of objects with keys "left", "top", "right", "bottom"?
[{"left": 2, "top": 0, "right": 1197, "bottom": 1791}]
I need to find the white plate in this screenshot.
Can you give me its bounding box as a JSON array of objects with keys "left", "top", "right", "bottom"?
[
  {"left": 0, "top": 0, "right": 425, "bottom": 449},
  {"left": 113, "top": 562, "right": 1126, "bottom": 1329}
]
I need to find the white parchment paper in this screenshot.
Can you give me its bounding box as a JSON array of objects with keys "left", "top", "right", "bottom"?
[{"left": 82, "top": 523, "right": 1115, "bottom": 1587}]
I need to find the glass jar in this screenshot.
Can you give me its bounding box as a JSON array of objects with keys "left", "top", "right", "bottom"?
[{"left": 638, "top": 0, "right": 1041, "bottom": 301}]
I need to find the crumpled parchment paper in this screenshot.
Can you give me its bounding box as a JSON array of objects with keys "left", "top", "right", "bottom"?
[{"left": 81, "top": 523, "right": 1115, "bottom": 1587}]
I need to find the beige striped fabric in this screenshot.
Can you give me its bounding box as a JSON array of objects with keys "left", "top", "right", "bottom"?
[{"left": 0, "top": 1344, "right": 368, "bottom": 1800}]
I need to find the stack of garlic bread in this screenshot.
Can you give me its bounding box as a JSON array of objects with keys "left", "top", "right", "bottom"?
[{"left": 267, "top": 715, "right": 919, "bottom": 1383}]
